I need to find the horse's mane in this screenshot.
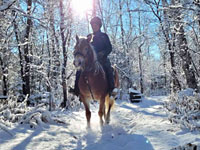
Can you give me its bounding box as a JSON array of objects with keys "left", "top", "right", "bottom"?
[
  {"left": 81, "top": 37, "right": 105, "bottom": 77},
  {"left": 89, "top": 44, "right": 98, "bottom": 62}
]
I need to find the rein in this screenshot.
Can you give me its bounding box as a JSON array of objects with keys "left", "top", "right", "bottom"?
[{"left": 84, "top": 76, "right": 95, "bottom": 101}]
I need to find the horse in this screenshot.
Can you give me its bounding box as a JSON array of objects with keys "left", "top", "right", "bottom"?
[{"left": 73, "top": 35, "right": 119, "bottom": 128}]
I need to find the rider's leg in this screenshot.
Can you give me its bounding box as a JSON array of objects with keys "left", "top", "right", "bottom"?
[
  {"left": 69, "top": 71, "right": 81, "bottom": 96},
  {"left": 102, "top": 59, "right": 115, "bottom": 96}
]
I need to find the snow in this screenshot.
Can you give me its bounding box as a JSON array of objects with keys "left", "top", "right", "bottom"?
[
  {"left": 178, "top": 88, "right": 195, "bottom": 101},
  {"left": 128, "top": 88, "right": 141, "bottom": 94},
  {"left": 0, "top": 96, "right": 200, "bottom": 150}
]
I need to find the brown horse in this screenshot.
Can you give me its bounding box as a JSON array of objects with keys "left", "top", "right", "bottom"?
[{"left": 73, "top": 35, "right": 119, "bottom": 128}]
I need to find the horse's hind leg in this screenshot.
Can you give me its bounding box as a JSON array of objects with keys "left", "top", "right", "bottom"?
[
  {"left": 99, "top": 97, "right": 106, "bottom": 126},
  {"left": 103, "top": 106, "right": 106, "bottom": 121},
  {"left": 82, "top": 99, "right": 91, "bottom": 128}
]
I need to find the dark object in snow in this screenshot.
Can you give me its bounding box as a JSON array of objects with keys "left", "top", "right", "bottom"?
[
  {"left": 129, "top": 88, "right": 142, "bottom": 103},
  {"left": 73, "top": 135, "right": 78, "bottom": 139},
  {"left": 171, "top": 143, "right": 199, "bottom": 150},
  {"left": 0, "top": 96, "right": 7, "bottom": 104}
]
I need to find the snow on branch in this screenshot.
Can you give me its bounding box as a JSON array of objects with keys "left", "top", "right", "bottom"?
[
  {"left": 20, "top": 106, "right": 67, "bottom": 129},
  {"left": 164, "top": 88, "right": 200, "bottom": 131},
  {"left": 0, "top": 0, "right": 16, "bottom": 11}
]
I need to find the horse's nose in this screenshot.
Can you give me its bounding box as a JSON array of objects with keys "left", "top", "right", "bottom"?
[{"left": 74, "top": 59, "right": 81, "bottom": 68}]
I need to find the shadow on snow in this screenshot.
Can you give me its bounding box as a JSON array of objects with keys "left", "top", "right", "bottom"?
[{"left": 76, "top": 125, "right": 154, "bottom": 150}]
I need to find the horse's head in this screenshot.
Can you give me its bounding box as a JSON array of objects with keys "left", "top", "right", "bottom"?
[{"left": 73, "top": 35, "right": 96, "bottom": 71}]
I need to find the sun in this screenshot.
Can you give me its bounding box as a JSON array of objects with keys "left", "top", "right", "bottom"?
[{"left": 71, "top": 0, "right": 93, "bottom": 18}]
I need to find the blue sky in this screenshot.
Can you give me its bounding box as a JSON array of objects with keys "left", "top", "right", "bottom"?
[{"left": 17, "top": 0, "right": 161, "bottom": 60}]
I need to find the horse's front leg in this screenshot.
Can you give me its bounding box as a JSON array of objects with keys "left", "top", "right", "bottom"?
[
  {"left": 82, "top": 99, "right": 91, "bottom": 128},
  {"left": 99, "top": 97, "right": 106, "bottom": 127}
]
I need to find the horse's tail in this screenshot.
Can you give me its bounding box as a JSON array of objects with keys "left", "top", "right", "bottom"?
[
  {"left": 104, "top": 95, "right": 114, "bottom": 124},
  {"left": 105, "top": 94, "right": 115, "bottom": 112},
  {"left": 113, "top": 65, "right": 120, "bottom": 88},
  {"left": 104, "top": 65, "right": 119, "bottom": 114}
]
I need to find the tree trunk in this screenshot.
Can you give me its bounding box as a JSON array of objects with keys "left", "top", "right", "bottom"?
[
  {"left": 92, "top": 0, "right": 97, "bottom": 17},
  {"left": 138, "top": 46, "right": 144, "bottom": 93},
  {"left": 164, "top": 3, "right": 181, "bottom": 92},
  {"left": 172, "top": 0, "right": 198, "bottom": 91},
  {"left": 193, "top": 0, "right": 200, "bottom": 28},
  {"left": 59, "top": 0, "right": 70, "bottom": 108},
  {"left": 147, "top": 0, "right": 181, "bottom": 93},
  {"left": 138, "top": 12, "right": 144, "bottom": 93},
  {"left": 126, "top": 0, "right": 133, "bottom": 42},
  {"left": 162, "top": 0, "right": 181, "bottom": 92},
  {"left": 13, "top": 15, "right": 26, "bottom": 97},
  {"left": 0, "top": 56, "right": 7, "bottom": 96},
  {"left": 48, "top": 0, "right": 60, "bottom": 102},
  {"left": 119, "top": 0, "right": 126, "bottom": 53},
  {"left": 46, "top": 32, "right": 53, "bottom": 111},
  {"left": 24, "top": 0, "right": 32, "bottom": 105}
]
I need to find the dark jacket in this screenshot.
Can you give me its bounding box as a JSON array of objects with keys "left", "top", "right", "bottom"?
[{"left": 88, "top": 30, "right": 112, "bottom": 60}]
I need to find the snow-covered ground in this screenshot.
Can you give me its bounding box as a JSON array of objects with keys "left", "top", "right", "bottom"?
[{"left": 0, "top": 96, "right": 200, "bottom": 150}]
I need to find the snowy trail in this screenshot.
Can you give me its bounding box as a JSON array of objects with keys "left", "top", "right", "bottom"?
[{"left": 0, "top": 96, "right": 200, "bottom": 150}]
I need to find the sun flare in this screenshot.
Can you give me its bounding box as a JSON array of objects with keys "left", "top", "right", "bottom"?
[{"left": 71, "top": 0, "right": 93, "bottom": 18}]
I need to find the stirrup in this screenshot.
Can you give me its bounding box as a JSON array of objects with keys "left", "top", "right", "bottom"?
[
  {"left": 68, "top": 87, "right": 75, "bottom": 93},
  {"left": 109, "top": 88, "right": 118, "bottom": 97},
  {"left": 68, "top": 87, "right": 79, "bottom": 96}
]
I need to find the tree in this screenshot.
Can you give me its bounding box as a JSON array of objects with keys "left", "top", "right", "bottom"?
[
  {"left": 93, "top": 0, "right": 97, "bottom": 17},
  {"left": 119, "top": 0, "right": 126, "bottom": 53},
  {"left": 145, "top": 0, "right": 182, "bottom": 92},
  {"left": 23, "top": 0, "right": 32, "bottom": 103},
  {"left": 59, "top": 0, "right": 73, "bottom": 108},
  {"left": 171, "top": 0, "right": 198, "bottom": 90}
]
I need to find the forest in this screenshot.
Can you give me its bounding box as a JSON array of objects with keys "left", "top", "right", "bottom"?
[{"left": 0, "top": 0, "right": 200, "bottom": 149}]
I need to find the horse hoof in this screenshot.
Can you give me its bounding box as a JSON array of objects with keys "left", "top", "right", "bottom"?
[
  {"left": 87, "top": 122, "right": 91, "bottom": 129},
  {"left": 105, "top": 117, "right": 110, "bottom": 124},
  {"left": 100, "top": 121, "right": 104, "bottom": 127},
  {"left": 105, "top": 119, "right": 110, "bottom": 124}
]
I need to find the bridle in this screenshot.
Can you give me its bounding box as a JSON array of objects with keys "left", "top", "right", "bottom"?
[
  {"left": 74, "top": 51, "right": 87, "bottom": 58},
  {"left": 74, "top": 46, "right": 94, "bottom": 72},
  {"left": 74, "top": 46, "right": 90, "bottom": 58},
  {"left": 74, "top": 44, "right": 96, "bottom": 101}
]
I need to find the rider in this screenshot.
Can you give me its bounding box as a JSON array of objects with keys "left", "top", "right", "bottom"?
[{"left": 69, "top": 16, "right": 115, "bottom": 97}]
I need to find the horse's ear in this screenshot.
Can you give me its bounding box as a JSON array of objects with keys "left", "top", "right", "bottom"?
[
  {"left": 87, "top": 34, "right": 92, "bottom": 43},
  {"left": 76, "top": 35, "right": 79, "bottom": 42}
]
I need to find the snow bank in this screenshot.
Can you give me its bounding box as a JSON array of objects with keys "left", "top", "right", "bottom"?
[
  {"left": 165, "top": 88, "right": 200, "bottom": 130},
  {"left": 0, "top": 95, "right": 66, "bottom": 134}
]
